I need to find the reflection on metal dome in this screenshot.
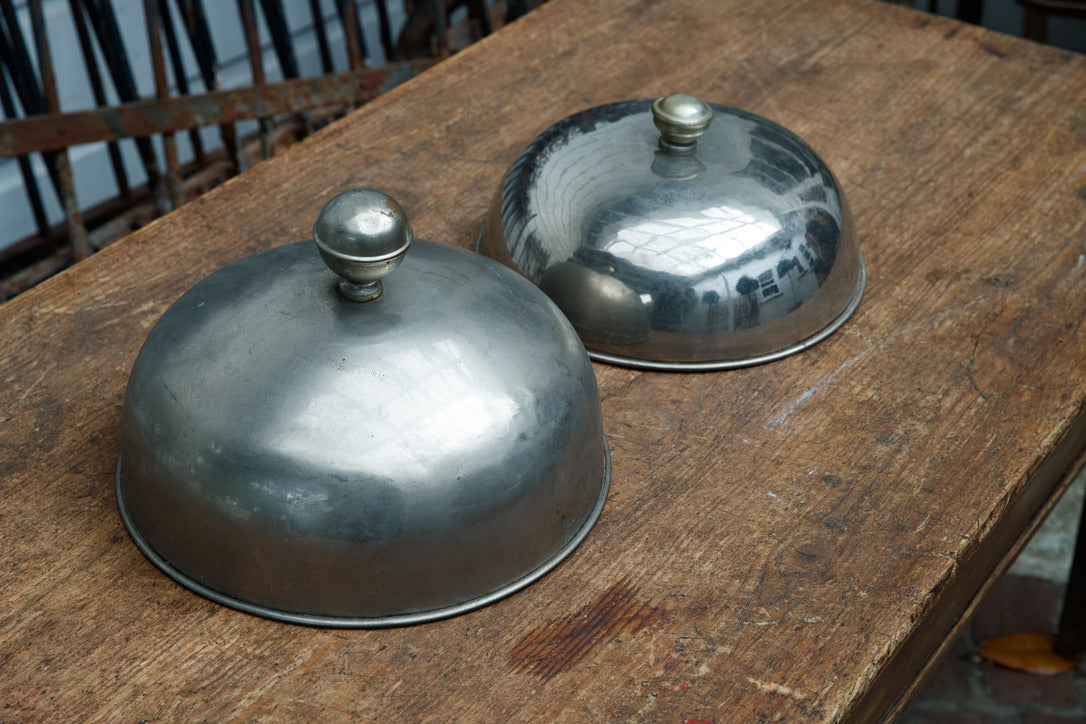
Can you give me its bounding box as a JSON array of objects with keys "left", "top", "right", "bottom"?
[{"left": 478, "top": 94, "right": 866, "bottom": 370}]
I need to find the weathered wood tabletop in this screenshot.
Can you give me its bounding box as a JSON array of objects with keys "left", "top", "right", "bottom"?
[{"left": 4, "top": 0, "right": 1086, "bottom": 720}]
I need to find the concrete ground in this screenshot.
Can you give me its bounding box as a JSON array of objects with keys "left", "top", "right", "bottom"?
[{"left": 902, "top": 471, "right": 1086, "bottom": 722}]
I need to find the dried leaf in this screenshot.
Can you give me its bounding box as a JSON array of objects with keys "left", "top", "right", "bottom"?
[{"left": 978, "top": 632, "right": 1082, "bottom": 675}]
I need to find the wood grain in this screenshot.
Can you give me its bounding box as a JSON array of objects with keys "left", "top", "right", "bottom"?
[{"left": 3, "top": 0, "right": 1086, "bottom": 721}]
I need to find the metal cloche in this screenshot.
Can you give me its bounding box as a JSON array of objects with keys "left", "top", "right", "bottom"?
[
  {"left": 478, "top": 93, "right": 866, "bottom": 370},
  {"left": 116, "top": 189, "right": 610, "bottom": 627}
]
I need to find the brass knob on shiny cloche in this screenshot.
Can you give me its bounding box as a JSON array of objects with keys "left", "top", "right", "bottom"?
[{"left": 652, "top": 93, "right": 714, "bottom": 153}]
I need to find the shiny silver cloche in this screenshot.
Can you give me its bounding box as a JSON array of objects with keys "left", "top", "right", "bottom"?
[
  {"left": 478, "top": 93, "right": 866, "bottom": 369},
  {"left": 116, "top": 189, "right": 610, "bottom": 627}
]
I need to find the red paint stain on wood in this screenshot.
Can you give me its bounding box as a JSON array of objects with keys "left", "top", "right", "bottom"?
[
  {"left": 509, "top": 577, "right": 665, "bottom": 680},
  {"left": 651, "top": 679, "right": 694, "bottom": 705}
]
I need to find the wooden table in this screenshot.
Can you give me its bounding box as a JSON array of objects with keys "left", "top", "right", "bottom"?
[{"left": 4, "top": 1, "right": 1086, "bottom": 720}]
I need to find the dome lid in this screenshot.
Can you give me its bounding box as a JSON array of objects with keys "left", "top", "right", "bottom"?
[
  {"left": 478, "top": 94, "right": 866, "bottom": 370},
  {"left": 116, "top": 189, "right": 610, "bottom": 627}
]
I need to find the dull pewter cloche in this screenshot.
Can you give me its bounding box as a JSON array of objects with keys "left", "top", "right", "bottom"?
[
  {"left": 116, "top": 189, "right": 610, "bottom": 627},
  {"left": 478, "top": 93, "right": 866, "bottom": 370}
]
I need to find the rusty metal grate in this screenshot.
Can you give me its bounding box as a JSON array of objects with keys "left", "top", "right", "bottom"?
[{"left": 0, "top": 0, "right": 526, "bottom": 301}]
